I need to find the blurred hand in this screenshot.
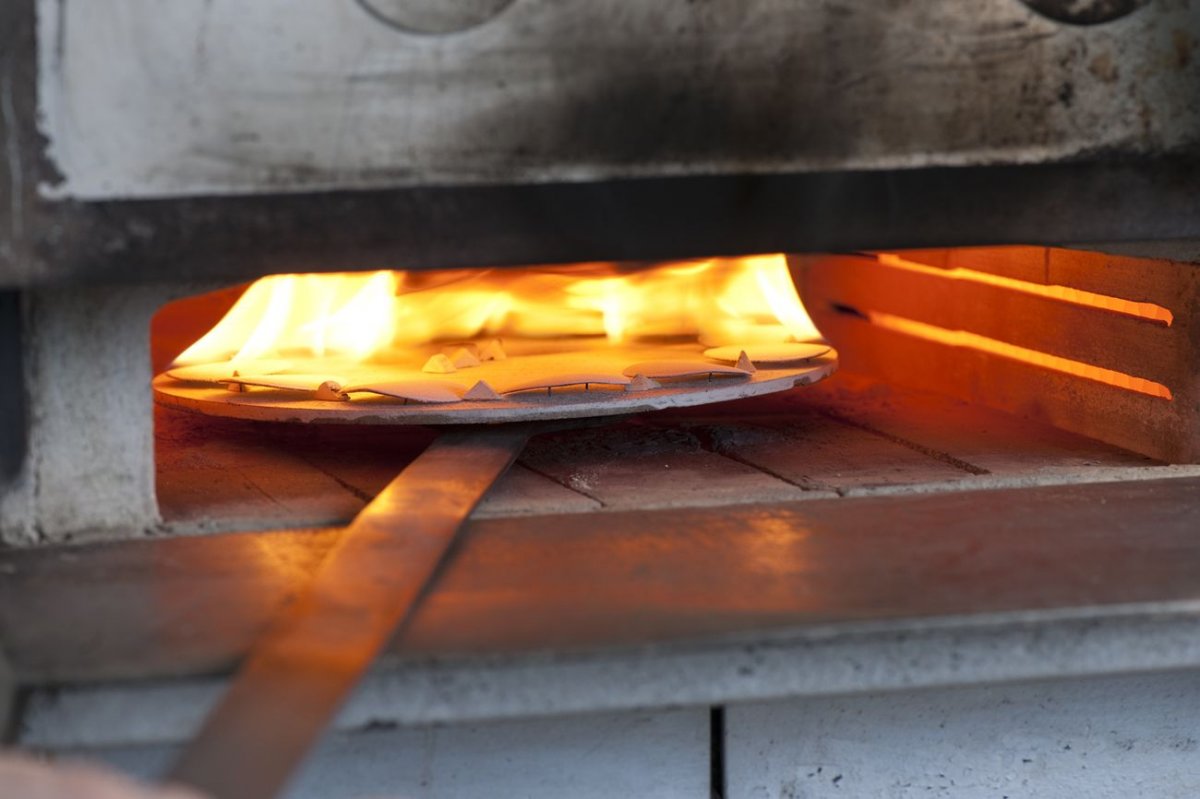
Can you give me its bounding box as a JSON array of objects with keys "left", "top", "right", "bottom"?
[{"left": 0, "top": 752, "right": 207, "bottom": 799}]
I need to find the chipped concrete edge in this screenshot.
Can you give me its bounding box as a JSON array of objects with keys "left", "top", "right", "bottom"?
[
  {"left": 17, "top": 601, "right": 1200, "bottom": 750},
  {"left": 0, "top": 284, "right": 180, "bottom": 545}
]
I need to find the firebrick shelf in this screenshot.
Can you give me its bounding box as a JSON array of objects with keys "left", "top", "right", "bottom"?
[{"left": 154, "top": 374, "right": 1165, "bottom": 535}]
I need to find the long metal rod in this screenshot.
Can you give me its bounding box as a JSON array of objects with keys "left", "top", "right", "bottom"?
[{"left": 167, "top": 426, "right": 530, "bottom": 799}]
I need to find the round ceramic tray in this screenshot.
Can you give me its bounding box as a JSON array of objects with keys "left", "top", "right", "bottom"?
[{"left": 153, "top": 347, "right": 838, "bottom": 426}]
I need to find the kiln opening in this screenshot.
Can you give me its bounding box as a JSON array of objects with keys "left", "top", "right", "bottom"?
[{"left": 147, "top": 245, "right": 1198, "bottom": 539}]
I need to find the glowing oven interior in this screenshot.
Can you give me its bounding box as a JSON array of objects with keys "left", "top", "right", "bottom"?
[{"left": 141, "top": 244, "right": 1200, "bottom": 536}]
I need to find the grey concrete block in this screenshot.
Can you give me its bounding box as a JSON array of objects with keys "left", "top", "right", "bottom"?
[
  {"left": 0, "top": 470, "right": 35, "bottom": 545},
  {"left": 726, "top": 671, "right": 1200, "bottom": 799},
  {"left": 1, "top": 285, "right": 167, "bottom": 543},
  {"left": 76, "top": 709, "right": 711, "bottom": 799}
]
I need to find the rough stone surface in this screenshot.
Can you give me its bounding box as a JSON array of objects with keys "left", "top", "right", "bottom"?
[
  {"left": 726, "top": 671, "right": 1200, "bottom": 798},
  {"left": 0, "top": 464, "right": 34, "bottom": 545},
  {"left": 75, "top": 709, "right": 710, "bottom": 799},
  {"left": 0, "top": 285, "right": 166, "bottom": 543},
  {"left": 18, "top": 606, "right": 1200, "bottom": 750},
  {"left": 33, "top": 1, "right": 1200, "bottom": 200}
]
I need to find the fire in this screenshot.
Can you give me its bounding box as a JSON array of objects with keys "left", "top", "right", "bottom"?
[{"left": 173, "top": 255, "right": 821, "bottom": 366}]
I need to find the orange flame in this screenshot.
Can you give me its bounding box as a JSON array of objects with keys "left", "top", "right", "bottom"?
[{"left": 173, "top": 255, "right": 821, "bottom": 366}]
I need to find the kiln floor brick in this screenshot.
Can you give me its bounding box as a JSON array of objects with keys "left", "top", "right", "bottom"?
[{"left": 154, "top": 372, "right": 1159, "bottom": 535}]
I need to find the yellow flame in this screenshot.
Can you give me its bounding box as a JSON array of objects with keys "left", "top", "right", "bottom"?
[
  {"left": 178, "top": 271, "right": 400, "bottom": 365},
  {"left": 172, "top": 255, "right": 822, "bottom": 366},
  {"left": 311, "top": 271, "right": 397, "bottom": 360}
]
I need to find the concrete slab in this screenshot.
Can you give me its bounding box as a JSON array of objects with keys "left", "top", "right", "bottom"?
[
  {"left": 68, "top": 709, "right": 711, "bottom": 799},
  {"left": 725, "top": 671, "right": 1200, "bottom": 799},
  {"left": 1, "top": 286, "right": 166, "bottom": 544}
]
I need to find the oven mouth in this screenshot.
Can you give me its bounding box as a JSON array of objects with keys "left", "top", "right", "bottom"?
[{"left": 147, "top": 244, "right": 1200, "bottom": 536}]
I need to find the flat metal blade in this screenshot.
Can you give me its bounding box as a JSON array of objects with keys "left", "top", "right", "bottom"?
[{"left": 167, "top": 426, "right": 530, "bottom": 799}]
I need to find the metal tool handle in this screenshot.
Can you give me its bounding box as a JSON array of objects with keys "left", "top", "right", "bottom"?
[{"left": 167, "top": 426, "right": 531, "bottom": 799}]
